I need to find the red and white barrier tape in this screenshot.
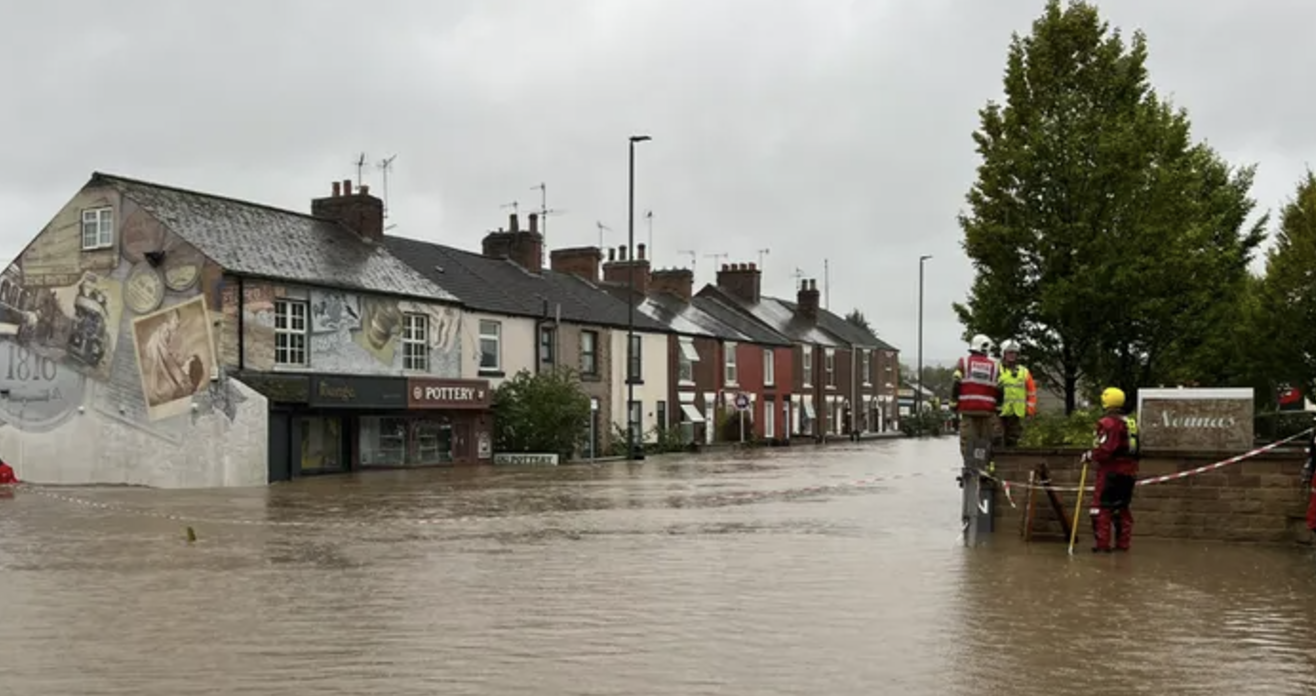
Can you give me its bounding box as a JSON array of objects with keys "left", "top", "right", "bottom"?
[{"left": 972, "top": 428, "right": 1313, "bottom": 494}]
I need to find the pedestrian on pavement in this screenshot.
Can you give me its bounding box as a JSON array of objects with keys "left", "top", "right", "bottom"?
[
  {"left": 996, "top": 339, "right": 1037, "bottom": 448},
  {"left": 1085, "top": 387, "right": 1139, "bottom": 552},
  {"left": 951, "top": 334, "right": 1002, "bottom": 461}
]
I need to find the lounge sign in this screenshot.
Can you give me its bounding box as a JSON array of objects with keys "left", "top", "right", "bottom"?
[
  {"left": 1136, "top": 388, "right": 1254, "bottom": 453},
  {"left": 406, "top": 377, "right": 492, "bottom": 409}
]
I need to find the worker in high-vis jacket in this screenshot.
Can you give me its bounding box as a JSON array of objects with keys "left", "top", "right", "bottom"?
[
  {"left": 996, "top": 339, "right": 1037, "bottom": 447},
  {"left": 1302, "top": 417, "right": 1316, "bottom": 536},
  {"left": 951, "top": 334, "right": 1002, "bottom": 460}
]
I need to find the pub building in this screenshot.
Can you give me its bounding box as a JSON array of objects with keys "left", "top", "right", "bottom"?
[{"left": 242, "top": 373, "right": 494, "bottom": 481}]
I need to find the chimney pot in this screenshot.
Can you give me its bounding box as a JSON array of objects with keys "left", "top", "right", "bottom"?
[
  {"left": 721, "top": 263, "right": 729, "bottom": 272},
  {"left": 342, "top": 179, "right": 352, "bottom": 195},
  {"left": 331, "top": 181, "right": 341, "bottom": 197},
  {"left": 637, "top": 243, "right": 646, "bottom": 260},
  {"left": 509, "top": 213, "right": 519, "bottom": 233},
  {"left": 618, "top": 246, "right": 627, "bottom": 261},
  {"left": 608, "top": 247, "right": 616, "bottom": 261},
  {"left": 748, "top": 262, "right": 757, "bottom": 271},
  {"left": 359, "top": 184, "right": 369, "bottom": 196},
  {"left": 528, "top": 212, "right": 539, "bottom": 234}
]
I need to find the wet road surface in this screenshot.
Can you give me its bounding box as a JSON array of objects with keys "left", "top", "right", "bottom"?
[{"left": 1, "top": 437, "right": 1314, "bottom": 695}]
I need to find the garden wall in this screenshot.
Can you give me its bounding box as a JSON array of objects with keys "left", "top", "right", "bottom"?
[{"left": 991, "top": 447, "right": 1312, "bottom": 545}]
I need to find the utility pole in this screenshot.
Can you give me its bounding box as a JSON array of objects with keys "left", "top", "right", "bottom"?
[
  {"left": 626, "top": 134, "right": 652, "bottom": 461},
  {"left": 645, "top": 210, "right": 654, "bottom": 261},
  {"left": 824, "top": 258, "right": 830, "bottom": 310},
  {"left": 917, "top": 255, "right": 933, "bottom": 427}
]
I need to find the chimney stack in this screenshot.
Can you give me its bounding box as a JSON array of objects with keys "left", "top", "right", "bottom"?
[
  {"left": 650, "top": 268, "right": 694, "bottom": 302},
  {"left": 602, "top": 243, "right": 651, "bottom": 295},
  {"left": 716, "top": 260, "right": 763, "bottom": 304},
  {"left": 797, "top": 277, "right": 820, "bottom": 322},
  {"left": 608, "top": 247, "right": 616, "bottom": 262},
  {"left": 480, "top": 212, "right": 544, "bottom": 273},
  {"left": 312, "top": 178, "right": 384, "bottom": 242},
  {"left": 528, "top": 212, "right": 539, "bottom": 234},
  {"left": 550, "top": 247, "right": 603, "bottom": 283}
]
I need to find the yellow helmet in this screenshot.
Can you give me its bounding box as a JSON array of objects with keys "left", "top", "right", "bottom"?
[{"left": 1101, "top": 387, "right": 1126, "bottom": 410}]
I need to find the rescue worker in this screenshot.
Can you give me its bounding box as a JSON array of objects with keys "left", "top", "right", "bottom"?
[
  {"left": 1302, "top": 418, "right": 1316, "bottom": 536},
  {"left": 0, "top": 460, "right": 17, "bottom": 485},
  {"left": 1085, "top": 387, "right": 1139, "bottom": 552},
  {"left": 951, "top": 334, "right": 1002, "bottom": 459},
  {"left": 996, "top": 339, "right": 1037, "bottom": 447}
]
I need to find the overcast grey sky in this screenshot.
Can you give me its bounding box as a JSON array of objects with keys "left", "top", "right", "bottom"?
[{"left": 1, "top": 0, "right": 1312, "bottom": 365}]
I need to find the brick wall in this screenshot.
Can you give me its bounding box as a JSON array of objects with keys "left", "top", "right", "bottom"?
[{"left": 991, "top": 448, "right": 1312, "bottom": 545}]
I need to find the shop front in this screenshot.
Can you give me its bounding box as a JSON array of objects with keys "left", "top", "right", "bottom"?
[{"left": 240, "top": 372, "right": 494, "bottom": 481}]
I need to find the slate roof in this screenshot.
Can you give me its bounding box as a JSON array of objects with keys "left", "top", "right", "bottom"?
[
  {"left": 777, "top": 299, "right": 899, "bottom": 351},
  {"left": 384, "top": 235, "right": 672, "bottom": 332},
  {"left": 598, "top": 282, "right": 758, "bottom": 341},
  {"left": 697, "top": 285, "right": 841, "bottom": 347},
  {"left": 92, "top": 172, "right": 456, "bottom": 302},
  {"left": 690, "top": 295, "right": 792, "bottom": 347}
]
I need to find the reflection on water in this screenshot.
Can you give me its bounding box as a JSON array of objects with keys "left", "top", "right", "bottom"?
[{"left": 1, "top": 438, "right": 1313, "bottom": 695}]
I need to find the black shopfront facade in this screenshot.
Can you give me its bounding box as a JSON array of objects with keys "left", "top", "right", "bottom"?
[{"left": 237, "top": 372, "right": 494, "bottom": 482}]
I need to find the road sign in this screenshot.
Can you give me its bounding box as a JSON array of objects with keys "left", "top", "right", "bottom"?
[{"left": 734, "top": 393, "right": 750, "bottom": 411}]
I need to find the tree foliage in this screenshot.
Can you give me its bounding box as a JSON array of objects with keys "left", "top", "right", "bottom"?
[
  {"left": 953, "top": 0, "right": 1264, "bottom": 413},
  {"left": 902, "top": 363, "right": 956, "bottom": 400},
  {"left": 844, "top": 309, "right": 871, "bottom": 333},
  {"left": 492, "top": 367, "right": 591, "bottom": 460},
  {"left": 1254, "top": 170, "right": 1316, "bottom": 395}
]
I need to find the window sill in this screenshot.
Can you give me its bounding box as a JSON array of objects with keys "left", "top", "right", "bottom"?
[
  {"left": 677, "top": 379, "right": 696, "bottom": 388},
  {"left": 581, "top": 373, "right": 602, "bottom": 382},
  {"left": 478, "top": 369, "right": 506, "bottom": 378},
  {"left": 81, "top": 244, "right": 114, "bottom": 252},
  {"left": 626, "top": 378, "right": 645, "bottom": 386}
]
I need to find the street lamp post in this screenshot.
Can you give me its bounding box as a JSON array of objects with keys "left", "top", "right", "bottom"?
[
  {"left": 916, "top": 254, "right": 932, "bottom": 431},
  {"left": 627, "top": 134, "right": 651, "bottom": 460}
]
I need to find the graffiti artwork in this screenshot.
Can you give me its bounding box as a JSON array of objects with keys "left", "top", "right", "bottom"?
[
  {"left": 0, "top": 338, "right": 88, "bottom": 432},
  {"left": 131, "top": 295, "right": 217, "bottom": 422}
]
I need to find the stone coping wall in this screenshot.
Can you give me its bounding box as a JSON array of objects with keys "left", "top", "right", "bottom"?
[{"left": 991, "top": 447, "right": 1311, "bottom": 545}]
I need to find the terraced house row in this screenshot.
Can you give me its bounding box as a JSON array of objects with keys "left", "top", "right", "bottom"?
[{"left": 0, "top": 173, "right": 899, "bottom": 489}]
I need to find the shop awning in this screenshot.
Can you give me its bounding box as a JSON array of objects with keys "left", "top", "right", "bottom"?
[
  {"left": 803, "top": 396, "right": 816, "bottom": 419},
  {"left": 680, "top": 403, "right": 706, "bottom": 423}
]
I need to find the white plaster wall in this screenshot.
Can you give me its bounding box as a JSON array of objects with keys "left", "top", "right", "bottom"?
[
  {"left": 0, "top": 378, "right": 268, "bottom": 489},
  {"left": 458, "top": 311, "right": 537, "bottom": 389},
  {"left": 610, "top": 330, "right": 670, "bottom": 442}
]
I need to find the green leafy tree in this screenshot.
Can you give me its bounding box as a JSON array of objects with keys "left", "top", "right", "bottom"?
[
  {"left": 492, "top": 367, "right": 591, "bottom": 460},
  {"left": 902, "top": 363, "right": 956, "bottom": 400},
  {"left": 845, "top": 309, "right": 872, "bottom": 333},
  {"left": 1254, "top": 170, "right": 1316, "bottom": 396},
  {"left": 953, "top": 0, "right": 1264, "bottom": 413}
]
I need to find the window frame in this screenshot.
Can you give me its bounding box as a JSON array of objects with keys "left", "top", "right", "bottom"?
[
  {"left": 825, "top": 348, "right": 836, "bottom": 387},
  {"left": 273, "top": 299, "right": 309, "bottom": 367},
  {"left": 580, "top": 329, "right": 599, "bottom": 375},
  {"left": 862, "top": 349, "right": 872, "bottom": 386},
  {"left": 478, "top": 319, "right": 502, "bottom": 372},
  {"left": 401, "top": 312, "right": 429, "bottom": 372},
  {"left": 724, "top": 341, "right": 738, "bottom": 386},
  {"left": 80, "top": 207, "right": 115, "bottom": 250},
  {"left": 677, "top": 338, "right": 698, "bottom": 385},
  {"left": 627, "top": 333, "right": 642, "bottom": 383},
  {"left": 802, "top": 345, "right": 813, "bottom": 386},
  {"left": 539, "top": 326, "right": 556, "bottom": 365},
  {"left": 763, "top": 348, "right": 775, "bottom": 386}
]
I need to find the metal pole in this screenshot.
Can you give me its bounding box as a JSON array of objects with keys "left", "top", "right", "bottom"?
[
  {"left": 626, "top": 135, "right": 651, "bottom": 460},
  {"left": 916, "top": 255, "right": 931, "bottom": 430},
  {"left": 739, "top": 407, "right": 745, "bottom": 443}
]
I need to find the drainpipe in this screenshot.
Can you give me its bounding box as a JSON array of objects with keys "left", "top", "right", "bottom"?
[
  {"left": 236, "top": 275, "right": 246, "bottom": 371},
  {"left": 851, "top": 344, "right": 858, "bottom": 439}
]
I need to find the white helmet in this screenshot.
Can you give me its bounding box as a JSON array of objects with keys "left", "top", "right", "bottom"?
[
  {"left": 970, "top": 334, "right": 992, "bottom": 354},
  {"left": 1000, "top": 339, "right": 1020, "bottom": 354}
]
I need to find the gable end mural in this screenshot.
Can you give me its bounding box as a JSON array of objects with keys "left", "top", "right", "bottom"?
[{"left": 0, "top": 184, "right": 266, "bottom": 488}]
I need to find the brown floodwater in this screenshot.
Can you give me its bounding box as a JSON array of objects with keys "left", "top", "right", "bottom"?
[{"left": 1, "top": 437, "right": 1314, "bottom": 695}]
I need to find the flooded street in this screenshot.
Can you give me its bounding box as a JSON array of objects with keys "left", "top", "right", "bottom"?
[{"left": 1, "top": 437, "right": 1314, "bottom": 695}]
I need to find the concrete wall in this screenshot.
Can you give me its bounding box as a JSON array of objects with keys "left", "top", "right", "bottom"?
[
  {"left": 0, "top": 183, "right": 268, "bottom": 488},
  {"left": 992, "top": 448, "right": 1312, "bottom": 545},
  {"left": 218, "top": 278, "right": 462, "bottom": 380},
  {"left": 610, "top": 329, "right": 668, "bottom": 442},
  {"left": 457, "top": 310, "right": 534, "bottom": 388}
]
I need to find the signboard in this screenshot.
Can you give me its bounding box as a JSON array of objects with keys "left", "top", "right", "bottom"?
[
  {"left": 406, "top": 377, "right": 492, "bottom": 410},
  {"left": 234, "top": 373, "right": 310, "bottom": 404},
  {"left": 493, "top": 453, "right": 559, "bottom": 466},
  {"left": 308, "top": 375, "right": 407, "bottom": 409},
  {"left": 734, "top": 393, "right": 750, "bottom": 411},
  {"left": 1136, "top": 388, "right": 1254, "bottom": 453}
]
